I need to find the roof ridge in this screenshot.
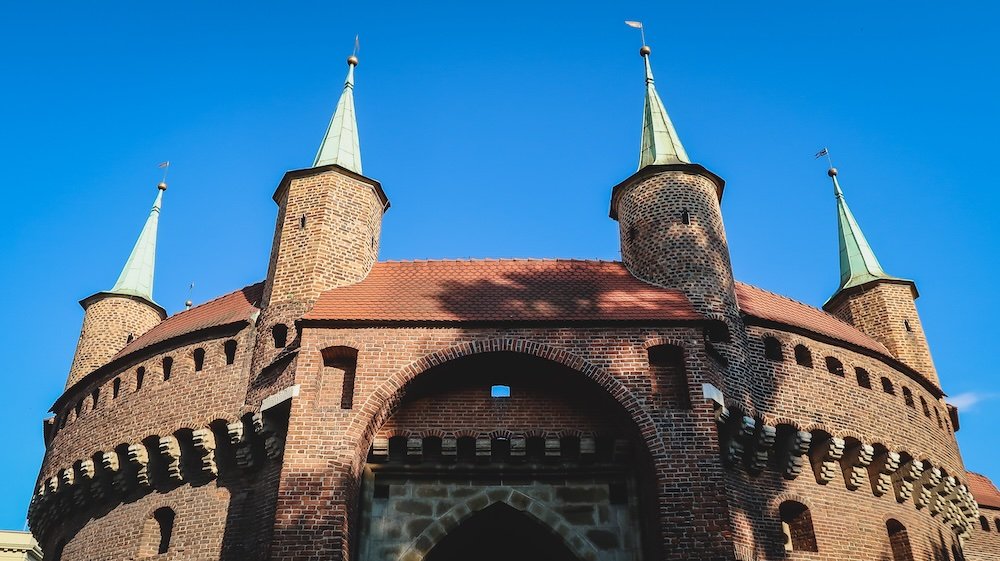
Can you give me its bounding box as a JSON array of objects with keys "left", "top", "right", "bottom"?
[{"left": 164, "top": 280, "right": 264, "bottom": 319}]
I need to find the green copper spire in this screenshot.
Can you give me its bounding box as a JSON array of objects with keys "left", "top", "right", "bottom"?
[
  {"left": 109, "top": 182, "right": 166, "bottom": 302},
  {"left": 638, "top": 45, "right": 690, "bottom": 169},
  {"left": 829, "top": 168, "right": 901, "bottom": 293},
  {"left": 313, "top": 55, "right": 362, "bottom": 174}
]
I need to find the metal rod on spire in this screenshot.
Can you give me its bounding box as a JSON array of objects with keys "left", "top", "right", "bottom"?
[
  {"left": 814, "top": 147, "right": 834, "bottom": 170},
  {"left": 352, "top": 34, "right": 360, "bottom": 57},
  {"left": 625, "top": 20, "right": 646, "bottom": 46},
  {"left": 158, "top": 161, "right": 170, "bottom": 188}
]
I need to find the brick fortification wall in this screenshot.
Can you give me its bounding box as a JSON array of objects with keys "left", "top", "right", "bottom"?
[{"left": 31, "top": 157, "right": 989, "bottom": 561}]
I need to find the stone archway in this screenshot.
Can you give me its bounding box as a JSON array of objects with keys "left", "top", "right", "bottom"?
[{"left": 398, "top": 489, "right": 599, "bottom": 561}]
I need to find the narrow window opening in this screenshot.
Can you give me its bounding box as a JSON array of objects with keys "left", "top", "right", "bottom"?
[
  {"left": 193, "top": 348, "right": 206, "bottom": 372},
  {"left": 136, "top": 367, "right": 146, "bottom": 391},
  {"left": 91, "top": 388, "right": 100, "bottom": 410},
  {"left": 995, "top": 518, "right": 1000, "bottom": 532},
  {"left": 887, "top": 519, "right": 914, "bottom": 561},
  {"left": 763, "top": 337, "right": 783, "bottom": 362},
  {"left": 272, "top": 324, "right": 288, "bottom": 348},
  {"left": 126, "top": 332, "right": 134, "bottom": 345},
  {"left": 648, "top": 344, "right": 690, "bottom": 409},
  {"left": 920, "top": 396, "right": 930, "bottom": 417},
  {"left": 74, "top": 400, "right": 82, "bottom": 418},
  {"left": 224, "top": 340, "right": 238, "bottom": 365},
  {"left": 902, "top": 387, "right": 915, "bottom": 408},
  {"left": 299, "top": 214, "right": 306, "bottom": 229},
  {"left": 140, "top": 507, "right": 176, "bottom": 556},
  {"left": 794, "top": 345, "right": 813, "bottom": 367},
  {"left": 780, "top": 501, "right": 818, "bottom": 552},
  {"left": 322, "top": 346, "right": 359, "bottom": 410},
  {"left": 855, "top": 367, "right": 871, "bottom": 389},
  {"left": 904, "top": 319, "right": 913, "bottom": 332},
  {"left": 113, "top": 377, "right": 122, "bottom": 398},
  {"left": 162, "top": 357, "right": 173, "bottom": 381},
  {"left": 980, "top": 516, "right": 990, "bottom": 531},
  {"left": 491, "top": 384, "right": 511, "bottom": 398},
  {"left": 626, "top": 225, "right": 638, "bottom": 243},
  {"left": 934, "top": 408, "right": 943, "bottom": 428},
  {"left": 825, "top": 356, "right": 845, "bottom": 376},
  {"left": 681, "top": 208, "right": 691, "bottom": 225},
  {"left": 457, "top": 436, "right": 477, "bottom": 462},
  {"left": 880, "top": 376, "right": 894, "bottom": 395}
]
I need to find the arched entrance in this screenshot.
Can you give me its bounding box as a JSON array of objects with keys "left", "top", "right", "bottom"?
[
  {"left": 424, "top": 503, "right": 580, "bottom": 561},
  {"left": 354, "top": 351, "right": 652, "bottom": 561}
]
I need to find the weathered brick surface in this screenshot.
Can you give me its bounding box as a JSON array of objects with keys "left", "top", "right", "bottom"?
[
  {"left": 826, "top": 281, "right": 939, "bottom": 386},
  {"left": 67, "top": 294, "right": 165, "bottom": 388},
  {"left": 966, "top": 509, "right": 1000, "bottom": 560}
]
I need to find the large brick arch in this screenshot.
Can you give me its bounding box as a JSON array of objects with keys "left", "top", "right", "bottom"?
[
  {"left": 397, "top": 488, "right": 600, "bottom": 561},
  {"left": 342, "top": 337, "right": 663, "bottom": 477}
]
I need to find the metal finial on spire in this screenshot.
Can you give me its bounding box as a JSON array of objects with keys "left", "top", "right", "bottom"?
[
  {"left": 109, "top": 173, "right": 166, "bottom": 303},
  {"left": 313, "top": 41, "right": 363, "bottom": 174},
  {"left": 625, "top": 22, "right": 690, "bottom": 169},
  {"left": 826, "top": 163, "right": 902, "bottom": 295}
]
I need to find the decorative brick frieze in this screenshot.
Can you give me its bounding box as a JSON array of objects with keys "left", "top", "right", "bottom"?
[
  {"left": 869, "top": 450, "right": 901, "bottom": 496},
  {"left": 841, "top": 442, "right": 875, "bottom": 490},
  {"left": 811, "top": 437, "right": 845, "bottom": 484},
  {"left": 894, "top": 459, "right": 924, "bottom": 503}
]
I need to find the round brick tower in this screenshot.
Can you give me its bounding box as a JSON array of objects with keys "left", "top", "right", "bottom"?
[
  {"left": 66, "top": 183, "right": 168, "bottom": 388},
  {"left": 610, "top": 46, "right": 740, "bottom": 339},
  {"left": 252, "top": 55, "right": 389, "bottom": 377}
]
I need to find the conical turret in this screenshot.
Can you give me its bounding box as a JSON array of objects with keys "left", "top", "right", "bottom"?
[
  {"left": 108, "top": 183, "right": 166, "bottom": 302},
  {"left": 822, "top": 167, "right": 939, "bottom": 385},
  {"left": 829, "top": 167, "right": 904, "bottom": 296},
  {"left": 638, "top": 45, "right": 690, "bottom": 169},
  {"left": 314, "top": 56, "right": 362, "bottom": 173},
  {"left": 66, "top": 181, "right": 168, "bottom": 388}
]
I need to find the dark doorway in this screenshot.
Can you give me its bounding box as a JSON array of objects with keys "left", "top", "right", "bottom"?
[{"left": 423, "top": 503, "right": 581, "bottom": 561}]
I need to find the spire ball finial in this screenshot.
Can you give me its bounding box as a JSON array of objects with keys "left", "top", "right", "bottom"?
[
  {"left": 157, "top": 181, "right": 168, "bottom": 191},
  {"left": 639, "top": 45, "right": 651, "bottom": 56},
  {"left": 828, "top": 167, "right": 838, "bottom": 177},
  {"left": 347, "top": 55, "right": 359, "bottom": 66}
]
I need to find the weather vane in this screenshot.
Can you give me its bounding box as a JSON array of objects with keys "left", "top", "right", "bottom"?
[
  {"left": 815, "top": 147, "right": 834, "bottom": 170},
  {"left": 158, "top": 161, "right": 171, "bottom": 188},
  {"left": 625, "top": 20, "right": 646, "bottom": 46}
]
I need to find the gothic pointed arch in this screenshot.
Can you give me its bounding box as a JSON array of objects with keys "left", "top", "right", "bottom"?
[{"left": 399, "top": 490, "right": 599, "bottom": 561}]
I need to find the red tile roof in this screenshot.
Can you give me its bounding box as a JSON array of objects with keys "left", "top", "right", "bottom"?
[
  {"left": 112, "top": 282, "right": 264, "bottom": 361},
  {"left": 304, "top": 260, "right": 702, "bottom": 323},
  {"left": 967, "top": 472, "right": 1000, "bottom": 510},
  {"left": 113, "top": 264, "right": 892, "bottom": 368},
  {"left": 735, "top": 282, "right": 890, "bottom": 356}
]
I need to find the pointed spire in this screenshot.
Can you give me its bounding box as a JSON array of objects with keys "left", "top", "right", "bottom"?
[
  {"left": 638, "top": 45, "right": 690, "bottom": 169},
  {"left": 829, "top": 167, "right": 901, "bottom": 293},
  {"left": 314, "top": 54, "right": 362, "bottom": 174},
  {"left": 109, "top": 182, "right": 166, "bottom": 302}
]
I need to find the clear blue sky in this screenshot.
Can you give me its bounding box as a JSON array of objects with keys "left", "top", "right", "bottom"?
[{"left": 1, "top": 1, "right": 997, "bottom": 529}]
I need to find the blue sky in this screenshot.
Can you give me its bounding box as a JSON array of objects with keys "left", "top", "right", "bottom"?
[{"left": 1, "top": 1, "right": 997, "bottom": 529}]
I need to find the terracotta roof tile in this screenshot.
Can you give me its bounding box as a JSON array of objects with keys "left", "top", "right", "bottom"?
[
  {"left": 112, "top": 282, "right": 264, "bottom": 361},
  {"left": 967, "top": 471, "right": 1000, "bottom": 510},
  {"left": 304, "top": 260, "right": 702, "bottom": 323},
  {"left": 735, "top": 282, "right": 890, "bottom": 355}
]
